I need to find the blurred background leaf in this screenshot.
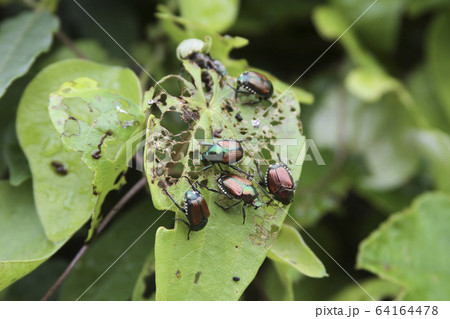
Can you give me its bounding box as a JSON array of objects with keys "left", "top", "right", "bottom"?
[
  {"left": 0, "top": 11, "right": 58, "bottom": 98},
  {"left": 61, "top": 199, "right": 171, "bottom": 301},
  {"left": 0, "top": 181, "right": 65, "bottom": 291},
  {"left": 1, "top": 0, "right": 450, "bottom": 301},
  {"left": 358, "top": 192, "right": 450, "bottom": 300}
]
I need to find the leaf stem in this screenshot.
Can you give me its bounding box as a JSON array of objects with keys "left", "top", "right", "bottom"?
[
  {"left": 55, "top": 31, "right": 88, "bottom": 60},
  {"left": 40, "top": 176, "right": 148, "bottom": 301}
]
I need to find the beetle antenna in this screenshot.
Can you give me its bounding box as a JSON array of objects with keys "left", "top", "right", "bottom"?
[
  {"left": 183, "top": 175, "right": 201, "bottom": 193},
  {"left": 225, "top": 83, "right": 236, "bottom": 91},
  {"left": 183, "top": 175, "right": 195, "bottom": 187},
  {"left": 277, "top": 153, "right": 287, "bottom": 166},
  {"left": 163, "top": 188, "right": 186, "bottom": 213}
]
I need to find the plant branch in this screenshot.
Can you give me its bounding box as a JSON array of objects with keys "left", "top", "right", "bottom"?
[
  {"left": 41, "top": 176, "right": 148, "bottom": 301},
  {"left": 55, "top": 31, "right": 88, "bottom": 60}
]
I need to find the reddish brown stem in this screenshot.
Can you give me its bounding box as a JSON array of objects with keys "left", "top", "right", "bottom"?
[
  {"left": 41, "top": 177, "right": 148, "bottom": 301},
  {"left": 56, "top": 31, "right": 88, "bottom": 60}
]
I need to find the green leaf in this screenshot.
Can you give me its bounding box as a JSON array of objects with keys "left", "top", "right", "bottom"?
[
  {"left": 268, "top": 224, "right": 326, "bottom": 278},
  {"left": 288, "top": 150, "right": 356, "bottom": 227},
  {"left": 315, "top": 5, "right": 429, "bottom": 131},
  {"left": 345, "top": 67, "right": 398, "bottom": 103},
  {"left": 0, "top": 181, "right": 65, "bottom": 291},
  {"left": 0, "top": 11, "right": 58, "bottom": 98},
  {"left": 179, "top": 0, "right": 239, "bottom": 33},
  {"left": 427, "top": 12, "right": 450, "bottom": 124},
  {"left": 3, "top": 259, "right": 67, "bottom": 300},
  {"left": 357, "top": 192, "right": 450, "bottom": 300},
  {"left": 16, "top": 59, "right": 141, "bottom": 242},
  {"left": 157, "top": 7, "right": 313, "bottom": 104},
  {"left": 414, "top": 129, "right": 450, "bottom": 192},
  {"left": 132, "top": 253, "right": 156, "bottom": 301},
  {"left": 48, "top": 77, "right": 146, "bottom": 239},
  {"left": 146, "top": 61, "right": 307, "bottom": 300},
  {"left": 310, "top": 86, "right": 419, "bottom": 190},
  {"left": 330, "top": 0, "right": 404, "bottom": 54},
  {"left": 406, "top": 0, "right": 450, "bottom": 16},
  {"left": 41, "top": 39, "right": 124, "bottom": 66},
  {"left": 261, "top": 260, "right": 301, "bottom": 301},
  {"left": 313, "top": 5, "right": 380, "bottom": 70},
  {"left": 0, "top": 76, "right": 31, "bottom": 180},
  {"left": 61, "top": 199, "right": 169, "bottom": 301},
  {"left": 158, "top": 6, "right": 248, "bottom": 76},
  {"left": 407, "top": 67, "right": 450, "bottom": 134},
  {"left": 3, "top": 124, "right": 30, "bottom": 186},
  {"left": 333, "top": 278, "right": 403, "bottom": 301}
]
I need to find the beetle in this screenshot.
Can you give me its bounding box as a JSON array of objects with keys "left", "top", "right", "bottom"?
[
  {"left": 188, "top": 52, "right": 228, "bottom": 76},
  {"left": 254, "top": 156, "right": 297, "bottom": 205},
  {"left": 199, "top": 128, "right": 251, "bottom": 177},
  {"left": 235, "top": 71, "right": 273, "bottom": 104},
  {"left": 176, "top": 39, "right": 227, "bottom": 91},
  {"left": 200, "top": 173, "right": 262, "bottom": 224},
  {"left": 163, "top": 176, "right": 210, "bottom": 240}
]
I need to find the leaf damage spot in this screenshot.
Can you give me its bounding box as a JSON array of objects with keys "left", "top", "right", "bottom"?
[
  {"left": 91, "top": 130, "right": 113, "bottom": 159},
  {"left": 176, "top": 270, "right": 181, "bottom": 279},
  {"left": 212, "top": 127, "right": 223, "bottom": 138},
  {"left": 194, "top": 271, "right": 202, "bottom": 284},
  {"left": 50, "top": 161, "right": 68, "bottom": 176}
]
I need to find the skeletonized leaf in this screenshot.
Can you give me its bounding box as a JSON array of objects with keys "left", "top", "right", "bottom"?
[{"left": 145, "top": 59, "right": 311, "bottom": 300}]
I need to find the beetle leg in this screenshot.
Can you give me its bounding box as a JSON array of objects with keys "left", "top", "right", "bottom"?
[
  {"left": 215, "top": 200, "right": 241, "bottom": 211},
  {"left": 241, "top": 97, "right": 262, "bottom": 106},
  {"left": 174, "top": 218, "right": 192, "bottom": 240},
  {"left": 254, "top": 160, "right": 266, "bottom": 187},
  {"left": 163, "top": 189, "right": 186, "bottom": 213},
  {"left": 228, "top": 164, "right": 253, "bottom": 178},
  {"left": 294, "top": 178, "right": 301, "bottom": 189},
  {"left": 242, "top": 204, "right": 247, "bottom": 225},
  {"left": 198, "top": 182, "right": 221, "bottom": 194},
  {"left": 277, "top": 153, "right": 289, "bottom": 167},
  {"left": 198, "top": 164, "right": 214, "bottom": 174},
  {"left": 209, "top": 125, "right": 218, "bottom": 143},
  {"left": 234, "top": 84, "right": 241, "bottom": 101}
]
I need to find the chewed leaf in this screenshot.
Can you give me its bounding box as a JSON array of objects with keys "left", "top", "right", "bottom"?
[
  {"left": 145, "top": 59, "right": 310, "bottom": 300},
  {"left": 16, "top": 59, "right": 141, "bottom": 242},
  {"left": 48, "top": 77, "right": 146, "bottom": 239}
]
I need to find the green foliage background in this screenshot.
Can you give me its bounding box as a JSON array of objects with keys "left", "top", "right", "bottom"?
[{"left": 0, "top": 0, "right": 450, "bottom": 301}]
